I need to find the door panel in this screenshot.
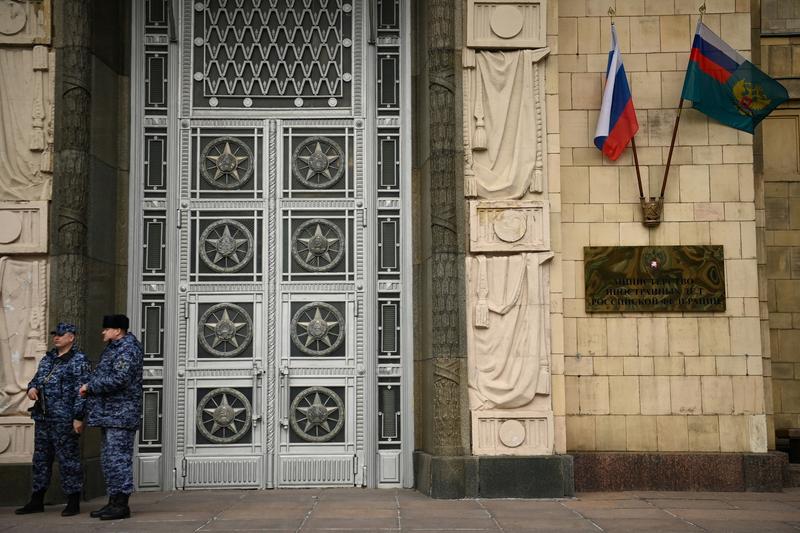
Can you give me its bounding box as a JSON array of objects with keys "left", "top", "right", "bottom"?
[{"left": 133, "top": 0, "right": 411, "bottom": 489}]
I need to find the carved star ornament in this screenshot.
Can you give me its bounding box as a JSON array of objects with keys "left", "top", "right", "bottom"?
[
  {"left": 196, "top": 387, "right": 252, "bottom": 444},
  {"left": 200, "top": 219, "right": 254, "bottom": 273},
  {"left": 201, "top": 136, "right": 254, "bottom": 189},
  {"left": 198, "top": 303, "right": 253, "bottom": 357},
  {"left": 292, "top": 136, "right": 345, "bottom": 189},
  {"left": 291, "top": 218, "right": 344, "bottom": 272},
  {"left": 291, "top": 302, "right": 344, "bottom": 356},
  {"left": 290, "top": 386, "right": 345, "bottom": 442}
]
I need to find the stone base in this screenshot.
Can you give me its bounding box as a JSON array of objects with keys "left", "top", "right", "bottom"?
[
  {"left": 414, "top": 451, "right": 574, "bottom": 499},
  {"left": 573, "top": 452, "right": 789, "bottom": 492},
  {"left": 0, "top": 430, "right": 105, "bottom": 505},
  {"left": 0, "top": 463, "right": 35, "bottom": 506}
]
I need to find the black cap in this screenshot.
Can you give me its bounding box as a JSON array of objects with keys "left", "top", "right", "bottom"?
[{"left": 102, "top": 314, "right": 130, "bottom": 330}]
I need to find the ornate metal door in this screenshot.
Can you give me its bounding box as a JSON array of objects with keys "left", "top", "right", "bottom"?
[{"left": 131, "top": 0, "right": 411, "bottom": 490}]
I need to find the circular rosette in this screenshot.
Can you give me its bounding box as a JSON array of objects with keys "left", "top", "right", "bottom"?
[
  {"left": 291, "top": 302, "right": 345, "bottom": 356},
  {"left": 196, "top": 388, "right": 252, "bottom": 444},
  {"left": 200, "top": 136, "right": 254, "bottom": 189},
  {"left": 198, "top": 303, "right": 253, "bottom": 357},
  {"left": 290, "top": 386, "right": 345, "bottom": 442},
  {"left": 292, "top": 136, "right": 345, "bottom": 189},
  {"left": 200, "top": 219, "right": 254, "bottom": 273},
  {"left": 291, "top": 218, "right": 344, "bottom": 272}
]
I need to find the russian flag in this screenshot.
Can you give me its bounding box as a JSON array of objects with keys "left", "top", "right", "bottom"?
[
  {"left": 594, "top": 24, "right": 639, "bottom": 161},
  {"left": 686, "top": 22, "right": 744, "bottom": 85}
]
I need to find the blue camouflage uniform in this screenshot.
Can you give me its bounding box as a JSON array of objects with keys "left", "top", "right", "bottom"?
[
  {"left": 86, "top": 332, "right": 143, "bottom": 496},
  {"left": 28, "top": 337, "right": 90, "bottom": 495}
]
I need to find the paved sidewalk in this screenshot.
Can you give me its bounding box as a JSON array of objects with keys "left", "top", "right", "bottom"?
[{"left": 4, "top": 488, "right": 800, "bottom": 532}]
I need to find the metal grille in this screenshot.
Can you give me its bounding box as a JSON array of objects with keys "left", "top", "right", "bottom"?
[
  {"left": 142, "top": 389, "right": 162, "bottom": 443},
  {"left": 379, "top": 385, "right": 399, "bottom": 440},
  {"left": 377, "top": 131, "right": 399, "bottom": 194},
  {"left": 194, "top": 0, "right": 353, "bottom": 108},
  {"left": 146, "top": 0, "right": 167, "bottom": 26},
  {"left": 375, "top": 0, "right": 405, "bottom": 485},
  {"left": 143, "top": 302, "right": 164, "bottom": 358},
  {"left": 145, "top": 131, "right": 167, "bottom": 190},
  {"left": 145, "top": 46, "right": 168, "bottom": 114},
  {"left": 379, "top": 300, "right": 398, "bottom": 356},
  {"left": 145, "top": 218, "right": 165, "bottom": 272},
  {"left": 379, "top": 216, "right": 398, "bottom": 272},
  {"left": 133, "top": 0, "right": 170, "bottom": 489}
]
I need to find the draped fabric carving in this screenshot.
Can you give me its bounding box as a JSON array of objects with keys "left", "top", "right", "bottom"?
[
  {"left": 465, "top": 49, "right": 548, "bottom": 199},
  {"left": 0, "top": 257, "right": 46, "bottom": 415},
  {"left": 468, "top": 252, "right": 552, "bottom": 410}
]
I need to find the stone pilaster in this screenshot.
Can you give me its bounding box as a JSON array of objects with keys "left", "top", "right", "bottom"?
[
  {"left": 427, "top": 0, "right": 469, "bottom": 459},
  {"left": 49, "top": 0, "right": 91, "bottom": 335}
]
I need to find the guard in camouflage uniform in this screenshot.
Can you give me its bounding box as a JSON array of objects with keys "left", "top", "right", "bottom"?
[
  {"left": 80, "top": 314, "right": 143, "bottom": 521},
  {"left": 16, "top": 322, "right": 89, "bottom": 517}
]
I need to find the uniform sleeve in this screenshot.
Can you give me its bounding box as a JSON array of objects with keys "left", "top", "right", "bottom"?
[
  {"left": 26, "top": 355, "right": 47, "bottom": 391},
  {"left": 72, "top": 356, "right": 91, "bottom": 420},
  {"left": 87, "top": 346, "right": 137, "bottom": 395}
]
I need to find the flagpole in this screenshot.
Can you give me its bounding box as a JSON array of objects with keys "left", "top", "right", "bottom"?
[
  {"left": 660, "top": 98, "right": 684, "bottom": 199},
  {"left": 630, "top": 135, "right": 644, "bottom": 198}
]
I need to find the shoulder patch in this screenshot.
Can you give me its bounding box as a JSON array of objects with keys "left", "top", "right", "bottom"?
[{"left": 114, "top": 358, "right": 130, "bottom": 372}]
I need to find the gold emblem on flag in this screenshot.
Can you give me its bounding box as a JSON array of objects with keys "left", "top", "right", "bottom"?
[{"left": 733, "top": 79, "right": 771, "bottom": 116}]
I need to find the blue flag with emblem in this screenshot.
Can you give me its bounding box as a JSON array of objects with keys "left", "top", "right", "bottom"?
[{"left": 681, "top": 21, "right": 788, "bottom": 133}]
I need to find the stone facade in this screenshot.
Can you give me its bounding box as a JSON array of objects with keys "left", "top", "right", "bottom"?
[
  {"left": 760, "top": 1, "right": 800, "bottom": 445},
  {"left": 3, "top": 0, "right": 800, "bottom": 500},
  {"left": 559, "top": 0, "right": 768, "bottom": 454}
]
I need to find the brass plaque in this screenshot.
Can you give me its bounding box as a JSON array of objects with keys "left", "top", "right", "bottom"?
[{"left": 584, "top": 246, "right": 726, "bottom": 313}]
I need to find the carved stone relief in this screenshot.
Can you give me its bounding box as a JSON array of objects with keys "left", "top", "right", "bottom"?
[
  {"left": 0, "top": 0, "right": 51, "bottom": 45},
  {"left": 472, "top": 411, "right": 552, "bottom": 455},
  {"left": 469, "top": 200, "right": 548, "bottom": 252},
  {"left": 466, "top": 1, "right": 546, "bottom": 49},
  {"left": 0, "top": 45, "right": 53, "bottom": 200},
  {"left": 462, "top": 48, "right": 548, "bottom": 199},
  {"left": 467, "top": 252, "right": 552, "bottom": 410},
  {"left": 0, "top": 257, "right": 47, "bottom": 417},
  {"left": 0, "top": 201, "right": 47, "bottom": 253},
  {"left": 466, "top": 252, "right": 553, "bottom": 455},
  {"left": 462, "top": 1, "right": 555, "bottom": 457},
  {"left": 0, "top": 416, "right": 35, "bottom": 463}
]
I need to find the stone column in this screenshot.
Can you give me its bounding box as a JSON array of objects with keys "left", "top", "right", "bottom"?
[
  {"left": 427, "top": 0, "right": 468, "bottom": 459},
  {"left": 49, "top": 0, "right": 91, "bottom": 334},
  {"left": 413, "top": 0, "right": 473, "bottom": 498}
]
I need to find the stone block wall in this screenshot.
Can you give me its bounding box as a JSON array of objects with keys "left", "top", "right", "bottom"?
[
  {"left": 559, "top": 0, "right": 768, "bottom": 453},
  {"left": 762, "top": 0, "right": 800, "bottom": 34},
  {"left": 760, "top": 1, "right": 800, "bottom": 439}
]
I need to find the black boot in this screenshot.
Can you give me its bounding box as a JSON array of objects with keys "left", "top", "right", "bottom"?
[
  {"left": 99, "top": 493, "right": 130, "bottom": 520},
  {"left": 61, "top": 492, "right": 80, "bottom": 516},
  {"left": 90, "top": 494, "right": 114, "bottom": 518},
  {"left": 14, "top": 490, "right": 45, "bottom": 515}
]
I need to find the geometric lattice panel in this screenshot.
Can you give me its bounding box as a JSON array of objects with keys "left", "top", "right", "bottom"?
[{"left": 193, "top": 0, "right": 354, "bottom": 109}]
